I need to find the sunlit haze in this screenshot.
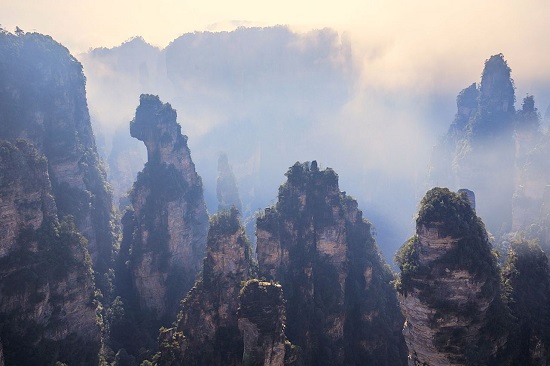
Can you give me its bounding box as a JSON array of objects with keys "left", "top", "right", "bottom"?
[
  {"left": 4, "top": 0, "right": 550, "bottom": 261},
  {"left": 4, "top": 0, "right": 550, "bottom": 92}
]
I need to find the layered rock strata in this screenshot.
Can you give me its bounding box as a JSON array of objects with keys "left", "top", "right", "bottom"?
[
  {"left": 0, "top": 30, "right": 115, "bottom": 288},
  {"left": 124, "top": 94, "right": 208, "bottom": 321},
  {"left": 396, "top": 187, "right": 510, "bottom": 366},
  {"left": 256, "top": 161, "right": 407, "bottom": 365},
  {"left": 0, "top": 140, "right": 100, "bottom": 365},
  {"left": 153, "top": 209, "right": 300, "bottom": 365},
  {"left": 166, "top": 208, "right": 254, "bottom": 364},
  {"left": 238, "top": 279, "right": 300, "bottom": 366}
]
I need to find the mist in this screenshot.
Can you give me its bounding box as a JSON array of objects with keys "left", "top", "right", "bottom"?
[
  {"left": 79, "top": 26, "right": 461, "bottom": 263},
  {"left": 77, "top": 23, "right": 550, "bottom": 265}
]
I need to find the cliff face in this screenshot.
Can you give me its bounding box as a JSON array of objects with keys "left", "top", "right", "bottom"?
[
  {"left": 154, "top": 209, "right": 298, "bottom": 366},
  {"left": 238, "top": 280, "right": 300, "bottom": 366},
  {"left": 125, "top": 94, "right": 208, "bottom": 321},
  {"left": 0, "top": 31, "right": 115, "bottom": 288},
  {"left": 0, "top": 140, "right": 100, "bottom": 365},
  {"left": 217, "top": 153, "right": 242, "bottom": 213},
  {"left": 502, "top": 240, "right": 550, "bottom": 365},
  {"left": 396, "top": 188, "right": 510, "bottom": 366},
  {"left": 430, "top": 54, "right": 517, "bottom": 235},
  {"left": 256, "top": 161, "right": 407, "bottom": 366},
  {"left": 169, "top": 208, "right": 254, "bottom": 365},
  {"left": 430, "top": 83, "right": 478, "bottom": 187}
]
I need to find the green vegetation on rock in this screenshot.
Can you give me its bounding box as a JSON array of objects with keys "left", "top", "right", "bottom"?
[
  {"left": 0, "top": 139, "right": 100, "bottom": 366},
  {"left": 0, "top": 29, "right": 116, "bottom": 298},
  {"left": 502, "top": 239, "right": 550, "bottom": 363},
  {"left": 257, "top": 161, "right": 407, "bottom": 366}
]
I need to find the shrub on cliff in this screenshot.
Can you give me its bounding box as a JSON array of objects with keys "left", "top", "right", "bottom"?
[
  {"left": 502, "top": 239, "right": 550, "bottom": 362},
  {"left": 417, "top": 187, "right": 478, "bottom": 237}
]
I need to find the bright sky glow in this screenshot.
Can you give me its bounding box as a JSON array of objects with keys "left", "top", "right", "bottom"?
[
  {"left": 3, "top": 0, "right": 550, "bottom": 96},
  {"left": 3, "top": 0, "right": 550, "bottom": 258}
]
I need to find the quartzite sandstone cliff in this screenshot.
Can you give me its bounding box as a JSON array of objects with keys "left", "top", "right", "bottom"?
[
  {"left": 256, "top": 161, "right": 407, "bottom": 366},
  {"left": 238, "top": 279, "right": 299, "bottom": 366},
  {"left": 501, "top": 240, "right": 550, "bottom": 364},
  {"left": 155, "top": 208, "right": 298, "bottom": 366},
  {"left": 0, "top": 140, "right": 100, "bottom": 365},
  {"left": 123, "top": 94, "right": 209, "bottom": 321},
  {"left": 168, "top": 208, "right": 254, "bottom": 364},
  {"left": 0, "top": 31, "right": 115, "bottom": 291},
  {"left": 396, "top": 188, "right": 511, "bottom": 366},
  {"left": 430, "top": 54, "right": 517, "bottom": 235}
]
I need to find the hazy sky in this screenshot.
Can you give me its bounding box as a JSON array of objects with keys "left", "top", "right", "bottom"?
[
  {"left": 3, "top": 0, "right": 550, "bottom": 97},
  {"left": 4, "top": 0, "right": 550, "bottom": 260}
]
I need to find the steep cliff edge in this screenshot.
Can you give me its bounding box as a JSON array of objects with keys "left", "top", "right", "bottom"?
[
  {"left": 256, "top": 161, "right": 407, "bottom": 366},
  {"left": 238, "top": 279, "right": 299, "bottom": 366},
  {"left": 502, "top": 240, "right": 550, "bottom": 364},
  {"left": 0, "top": 31, "right": 115, "bottom": 291},
  {"left": 0, "top": 140, "right": 100, "bottom": 365},
  {"left": 165, "top": 208, "right": 254, "bottom": 364},
  {"left": 430, "top": 54, "right": 516, "bottom": 235},
  {"left": 153, "top": 209, "right": 298, "bottom": 366},
  {"left": 124, "top": 94, "right": 208, "bottom": 321},
  {"left": 396, "top": 187, "right": 511, "bottom": 366}
]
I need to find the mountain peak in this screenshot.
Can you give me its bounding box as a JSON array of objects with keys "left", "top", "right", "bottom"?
[{"left": 479, "top": 53, "right": 515, "bottom": 114}]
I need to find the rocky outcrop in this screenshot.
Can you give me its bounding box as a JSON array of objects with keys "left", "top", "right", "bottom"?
[
  {"left": 217, "top": 153, "right": 242, "bottom": 213},
  {"left": 457, "top": 188, "right": 475, "bottom": 210},
  {"left": 0, "top": 30, "right": 115, "bottom": 290},
  {"left": 430, "top": 84, "right": 479, "bottom": 187},
  {"left": 430, "top": 54, "right": 517, "bottom": 235},
  {"left": 238, "top": 280, "right": 300, "bottom": 366},
  {"left": 0, "top": 141, "right": 57, "bottom": 254},
  {"left": 170, "top": 208, "right": 254, "bottom": 365},
  {"left": 396, "top": 187, "right": 511, "bottom": 366},
  {"left": 153, "top": 209, "right": 300, "bottom": 366},
  {"left": 124, "top": 94, "right": 208, "bottom": 321},
  {"left": 510, "top": 96, "right": 544, "bottom": 234},
  {"left": 514, "top": 96, "right": 540, "bottom": 167},
  {"left": 0, "top": 140, "right": 100, "bottom": 365},
  {"left": 256, "top": 161, "right": 407, "bottom": 366},
  {"left": 502, "top": 240, "right": 550, "bottom": 364}
]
